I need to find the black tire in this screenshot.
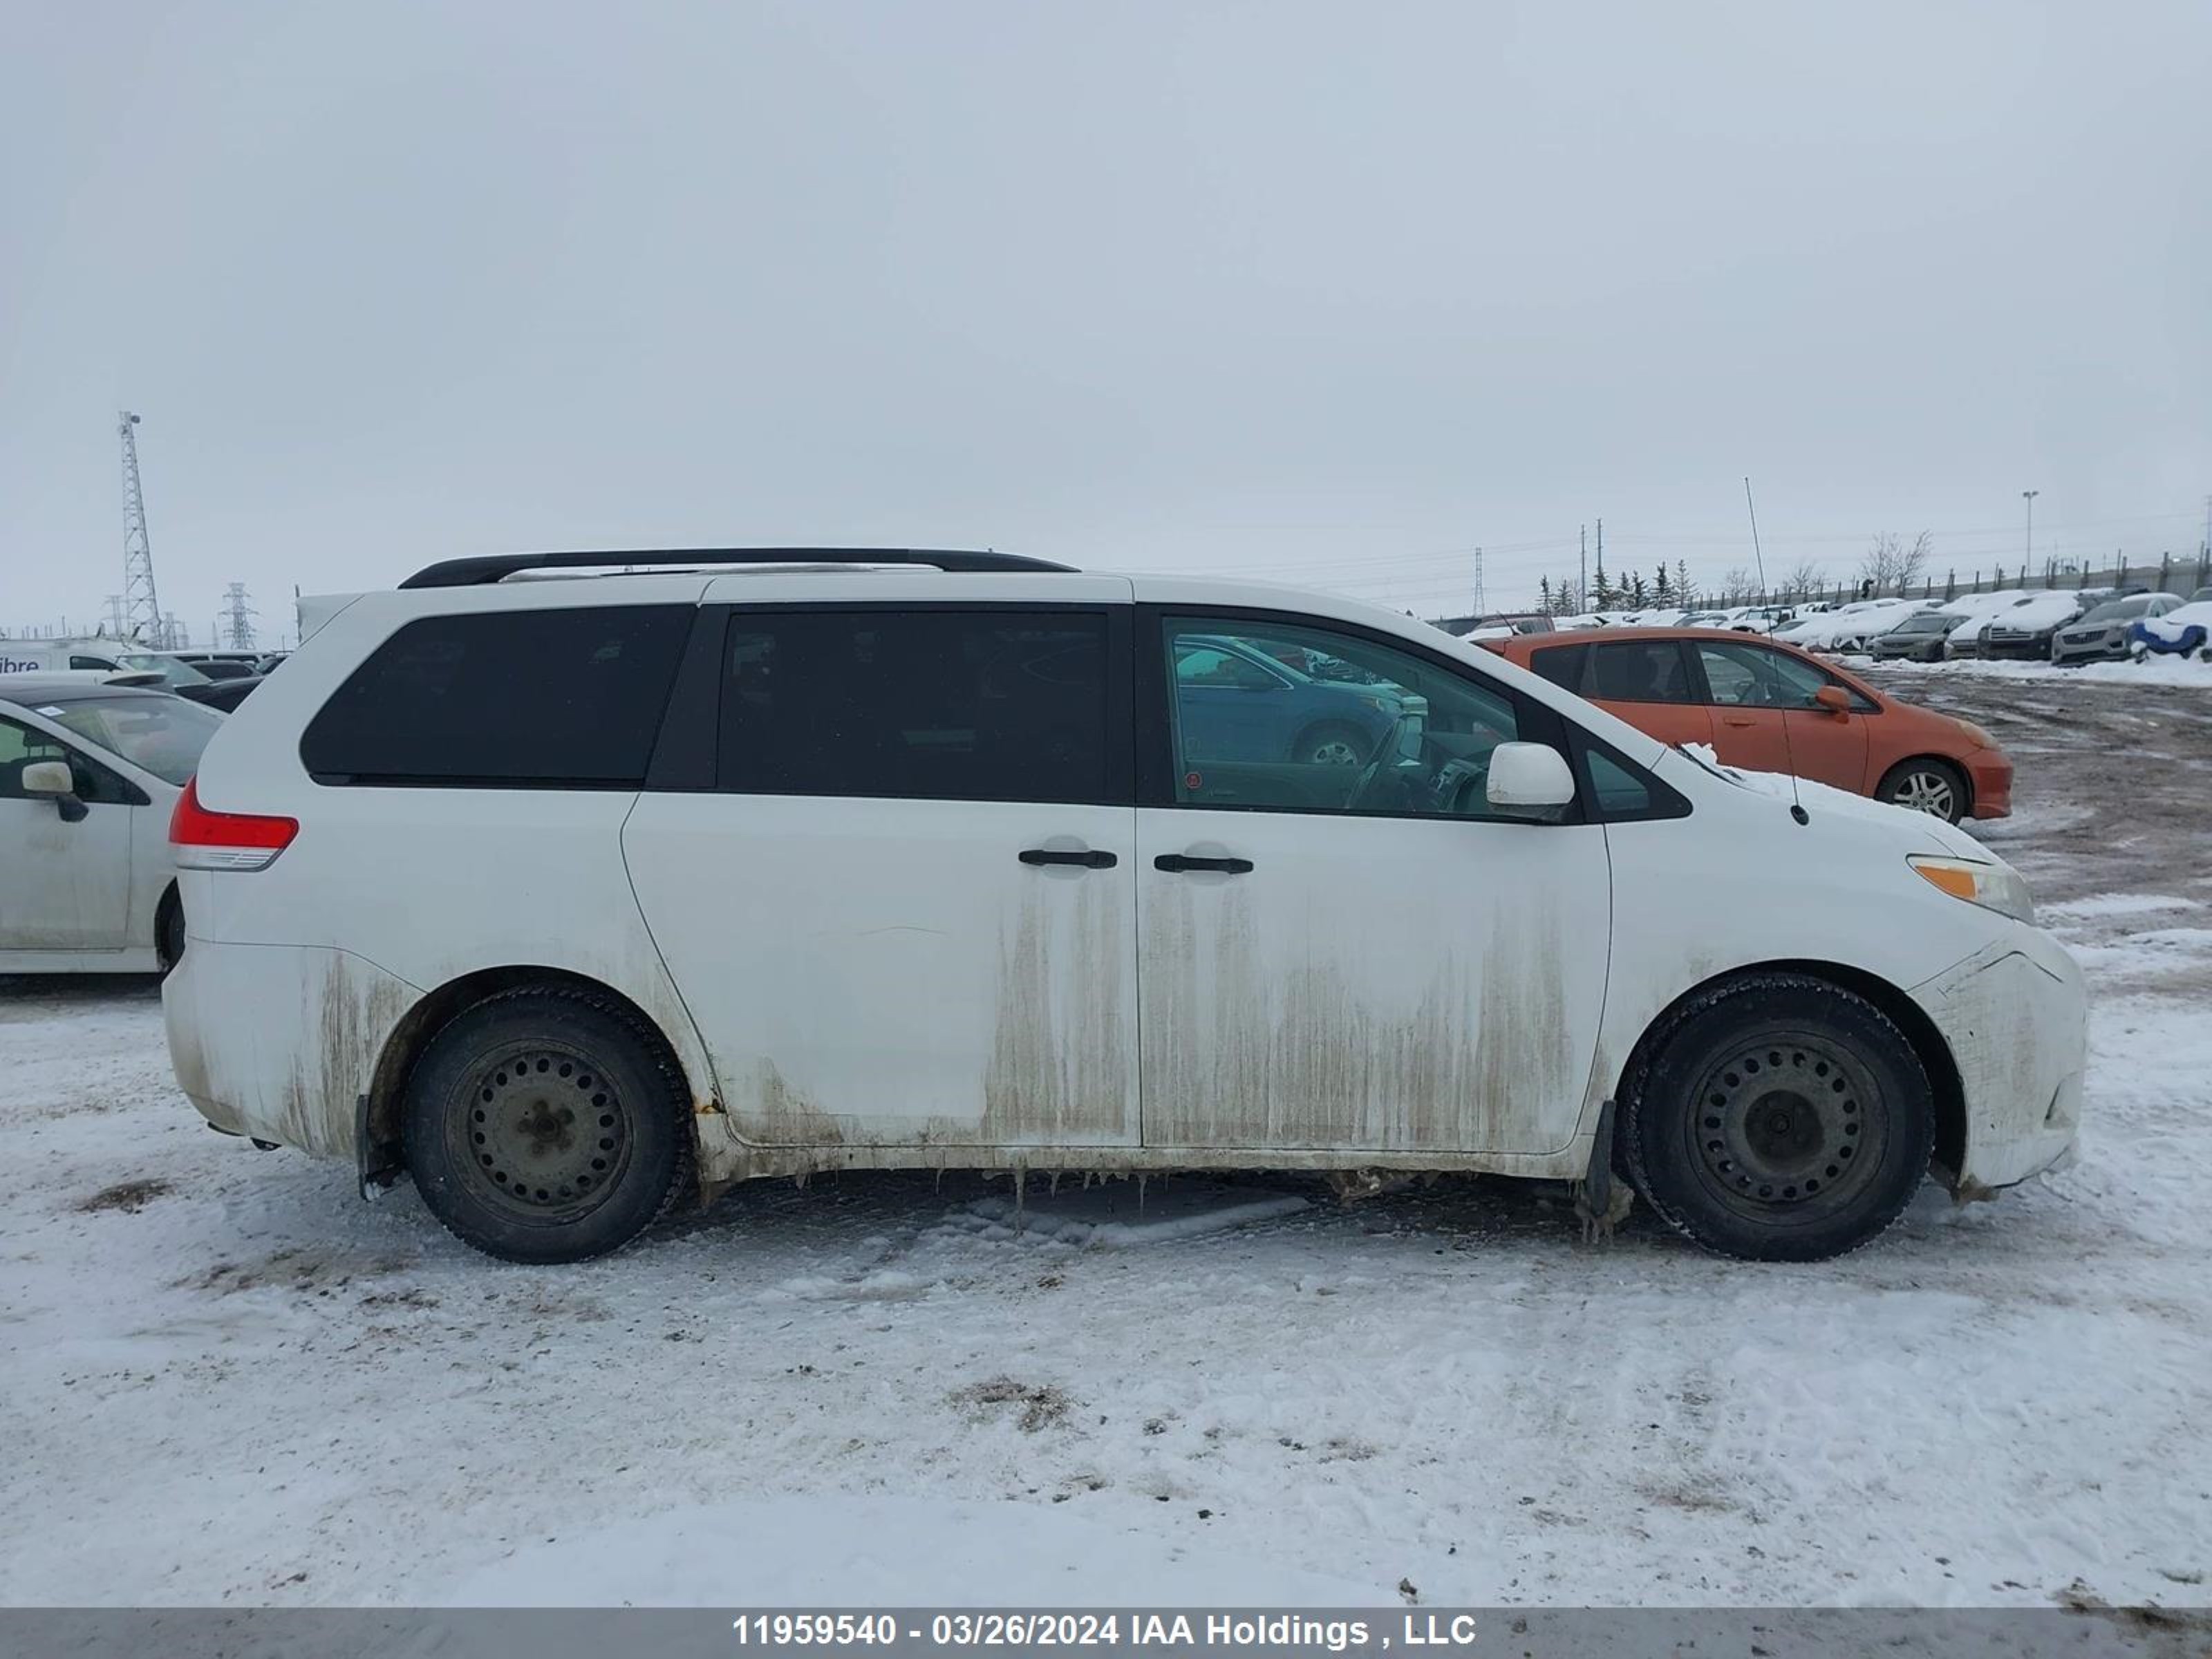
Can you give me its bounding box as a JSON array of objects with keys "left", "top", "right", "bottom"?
[
  {"left": 402, "top": 986, "right": 693, "bottom": 1263},
  {"left": 1293, "top": 721, "right": 1369, "bottom": 767},
  {"left": 156, "top": 887, "right": 185, "bottom": 975},
  {"left": 1875, "top": 756, "right": 1969, "bottom": 823},
  {"left": 1622, "top": 974, "right": 1934, "bottom": 1262}
]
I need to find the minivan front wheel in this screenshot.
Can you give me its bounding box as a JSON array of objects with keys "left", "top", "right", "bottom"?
[
  {"left": 402, "top": 987, "right": 693, "bottom": 1262},
  {"left": 1623, "top": 975, "right": 1934, "bottom": 1262}
]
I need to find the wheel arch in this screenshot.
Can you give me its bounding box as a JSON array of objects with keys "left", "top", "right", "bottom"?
[
  {"left": 1613, "top": 958, "right": 1966, "bottom": 1185},
  {"left": 365, "top": 965, "right": 702, "bottom": 1174},
  {"left": 154, "top": 881, "right": 184, "bottom": 971}
]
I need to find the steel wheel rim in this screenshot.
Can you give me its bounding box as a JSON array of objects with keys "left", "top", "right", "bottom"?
[
  {"left": 1309, "top": 738, "right": 1361, "bottom": 766},
  {"left": 1685, "top": 1030, "right": 1888, "bottom": 1219},
  {"left": 453, "top": 1044, "right": 632, "bottom": 1224},
  {"left": 1892, "top": 770, "right": 1956, "bottom": 818}
]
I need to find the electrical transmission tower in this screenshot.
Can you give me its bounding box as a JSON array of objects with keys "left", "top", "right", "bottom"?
[
  {"left": 1470, "top": 546, "right": 1485, "bottom": 614},
  {"left": 221, "top": 583, "right": 258, "bottom": 651},
  {"left": 118, "top": 411, "right": 166, "bottom": 644}
]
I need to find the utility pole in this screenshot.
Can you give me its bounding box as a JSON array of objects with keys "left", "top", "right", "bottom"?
[
  {"left": 1579, "top": 525, "right": 1588, "bottom": 612},
  {"left": 2022, "top": 489, "right": 2039, "bottom": 568},
  {"left": 104, "top": 593, "right": 128, "bottom": 636},
  {"left": 119, "top": 412, "right": 162, "bottom": 644},
  {"left": 221, "top": 582, "right": 258, "bottom": 651},
  {"left": 1471, "top": 546, "right": 1485, "bottom": 615}
]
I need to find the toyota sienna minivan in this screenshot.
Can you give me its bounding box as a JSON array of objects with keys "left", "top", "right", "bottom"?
[{"left": 162, "top": 550, "right": 2085, "bottom": 1264}]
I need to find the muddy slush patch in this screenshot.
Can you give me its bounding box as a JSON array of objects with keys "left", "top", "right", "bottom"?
[
  {"left": 77, "top": 1178, "right": 174, "bottom": 1215},
  {"left": 951, "top": 1376, "right": 1074, "bottom": 1432}
]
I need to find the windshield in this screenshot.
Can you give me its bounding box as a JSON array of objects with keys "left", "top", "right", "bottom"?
[
  {"left": 1895, "top": 613, "right": 1950, "bottom": 633},
  {"left": 48, "top": 695, "right": 223, "bottom": 785},
  {"left": 111, "top": 651, "right": 212, "bottom": 688},
  {"left": 2080, "top": 599, "right": 2145, "bottom": 624}
]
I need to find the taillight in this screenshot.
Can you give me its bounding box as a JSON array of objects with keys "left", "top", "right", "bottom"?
[{"left": 170, "top": 776, "right": 298, "bottom": 872}]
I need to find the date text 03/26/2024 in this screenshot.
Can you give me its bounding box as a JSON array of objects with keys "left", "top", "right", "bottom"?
[{"left": 729, "top": 1613, "right": 1485, "bottom": 1650}]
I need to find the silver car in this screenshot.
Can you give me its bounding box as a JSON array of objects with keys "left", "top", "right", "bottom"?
[{"left": 2050, "top": 593, "right": 2182, "bottom": 665}]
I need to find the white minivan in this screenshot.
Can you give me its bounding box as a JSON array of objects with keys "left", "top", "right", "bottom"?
[{"left": 162, "top": 550, "right": 2086, "bottom": 1264}]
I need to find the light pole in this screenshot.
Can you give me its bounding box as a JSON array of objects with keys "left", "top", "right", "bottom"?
[{"left": 2022, "top": 489, "right": 2039, "bottom": 576}]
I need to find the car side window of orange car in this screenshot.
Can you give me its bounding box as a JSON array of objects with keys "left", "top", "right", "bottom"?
[{"left": 1696, "top": 641, "right": 1877, "bottom": 713}]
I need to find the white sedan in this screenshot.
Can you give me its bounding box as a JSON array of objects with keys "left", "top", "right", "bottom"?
[{"left": 1, "top": 677, "right": 223, "bottom": 972}]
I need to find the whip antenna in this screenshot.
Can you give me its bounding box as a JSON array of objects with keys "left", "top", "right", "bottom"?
[{"left": 1744, "top": 476, "right": 1810, "bottom": 825}]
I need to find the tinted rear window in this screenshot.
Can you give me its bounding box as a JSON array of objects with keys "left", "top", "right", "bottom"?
[
  {"left": 718, "top": 610, "right": 1113, "bottom": 803},
  {"left": 302, "top": 606, "right": 689, "bottom": 786},
  {"left": 1527, "top": 643, "right": 1590, "bottom": 691}
]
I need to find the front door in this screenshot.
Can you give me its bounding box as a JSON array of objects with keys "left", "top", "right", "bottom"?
[
  {"left": 0, "top": 717, "right": 133, "bottom": 951},
  {"left": 1134, "top": 610, "right": 1612, "bottom": 1155},
  {"left": 1691, "top": 639, "right": 1871, "bottom": 792},
  {"left": 623, "top": 581, "right": 1141, "bottom": 1149}
]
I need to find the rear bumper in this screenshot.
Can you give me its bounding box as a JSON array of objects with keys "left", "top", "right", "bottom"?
[
  {"left": 1912, "top": 930, "right": 2086, "bottom": 1192},
  {"left": 1964, "top": 748, "right": 2013, "bottom": 818},
  {"left": 163, "top": 939, "right": 420, "bottom": 1160}
]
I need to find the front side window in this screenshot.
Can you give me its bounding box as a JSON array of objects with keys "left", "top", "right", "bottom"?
[
  {"left": 0, "top": 716, "right": 70, "bottom": 800},
  {"left": 301, "top": 606, "right": 690, "bottom": 786},
  {"left": 0, "top": 714, "right": 138, "bottom": 804},
  {"left": 718, "top": 610, "right": 1113, "bottom": 804},
  {"left": 1586, "top": 640, "right": 1696, "bottom": 703},
  {"left": 1696, "top": 640, "right": 1846, "bottom": 710},
  {"left": 1159, "top": 616, "right": 1548, "bottom": 819}
]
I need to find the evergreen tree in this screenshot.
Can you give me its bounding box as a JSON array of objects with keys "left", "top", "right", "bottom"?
[
  {"left": 1653, "top": 565, "right": 1672, "bottom": 603},
  {"left": 1590, "top": 556, "right": 1612, "bottom": 610},
  {"left": 1629, "top": 571, "right": 1648, "bottom": 607},
  {"left": 1674, "top": 560, "right": 1698, "bottom": 606},
  {"left": 1538, "top": 576, "right": 1553, "bottom": 614}
]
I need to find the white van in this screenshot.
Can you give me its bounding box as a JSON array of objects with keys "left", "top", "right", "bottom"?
[
  {"left": 1, "top": 637, "right": 213, "bottom": 692},
  {"left": 162, "top": 550, "right": 2085, "bottom": 1264}
]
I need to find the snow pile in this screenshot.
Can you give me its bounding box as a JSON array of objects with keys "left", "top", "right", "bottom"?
[{"left": 1874, "top": 654, "right": 2212, "bottom": 687}]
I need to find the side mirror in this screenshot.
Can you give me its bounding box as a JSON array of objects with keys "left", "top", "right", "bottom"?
[
  {"left": 1485, "top": 742, "right": 1576, "bottom": 818},
  {"left": 1813, "top": 685, "right": 1852, "bottom": 715},
  {"left": 21, "top": 759, "right": 88, "bottom": 823}
]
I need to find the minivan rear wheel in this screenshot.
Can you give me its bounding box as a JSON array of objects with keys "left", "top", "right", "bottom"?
[
  {"left": 402, "top": 987, "right": 692, "bottom": 1263},
  {"left": 1623, "top": 975, "right": 1934, "bottom": 1262}
]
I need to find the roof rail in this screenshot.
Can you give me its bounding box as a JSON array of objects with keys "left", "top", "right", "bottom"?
[{"left": 397, "top": 547, "right": 1077, "bottom": 589}]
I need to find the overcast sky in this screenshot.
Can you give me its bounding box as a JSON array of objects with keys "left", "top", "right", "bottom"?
[{"left": 5, "top": 1, "right": 2208, "bottom": 640}]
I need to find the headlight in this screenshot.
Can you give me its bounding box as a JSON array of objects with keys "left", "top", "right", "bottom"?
[
  {"left": 1909, "top": 855, "right": 2035, "bottom": 924},
  {"left": 1955, "top": 718, "right": 1997, "bottom": 749}
]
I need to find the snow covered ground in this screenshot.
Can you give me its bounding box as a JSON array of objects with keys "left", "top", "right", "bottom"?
[
  {"left": 1841, "top": 651, "right": 2212, "bottom": 688},
  {"left": 3, "top": 675, "right": 2209, "bottom": 1612}
]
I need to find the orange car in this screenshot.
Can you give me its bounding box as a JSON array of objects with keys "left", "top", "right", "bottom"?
[{"left": 1487, "top": 627, "right": 2011, "bottom": 823}]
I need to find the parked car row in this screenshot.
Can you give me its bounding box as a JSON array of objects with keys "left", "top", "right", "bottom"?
[{"left": 1773, "top": 586, "right": 2211, "bottom": 666}]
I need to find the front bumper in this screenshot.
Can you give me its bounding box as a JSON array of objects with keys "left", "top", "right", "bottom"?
[
  {"left": 1981, "top": 635, "right": 2056, "bottom": 661},
  {"left": 1963, "top": 747, "right": 2013, "bottom": 818},
  {"left": 1912, "top": 928, "right": 2086, "bottom": 1192},
  {"left": 164, "top": 938, "right": 421, "bottom": 1161},
  {"left": 2052, "top": 630, "right": 2124, "bottom": 664}
]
